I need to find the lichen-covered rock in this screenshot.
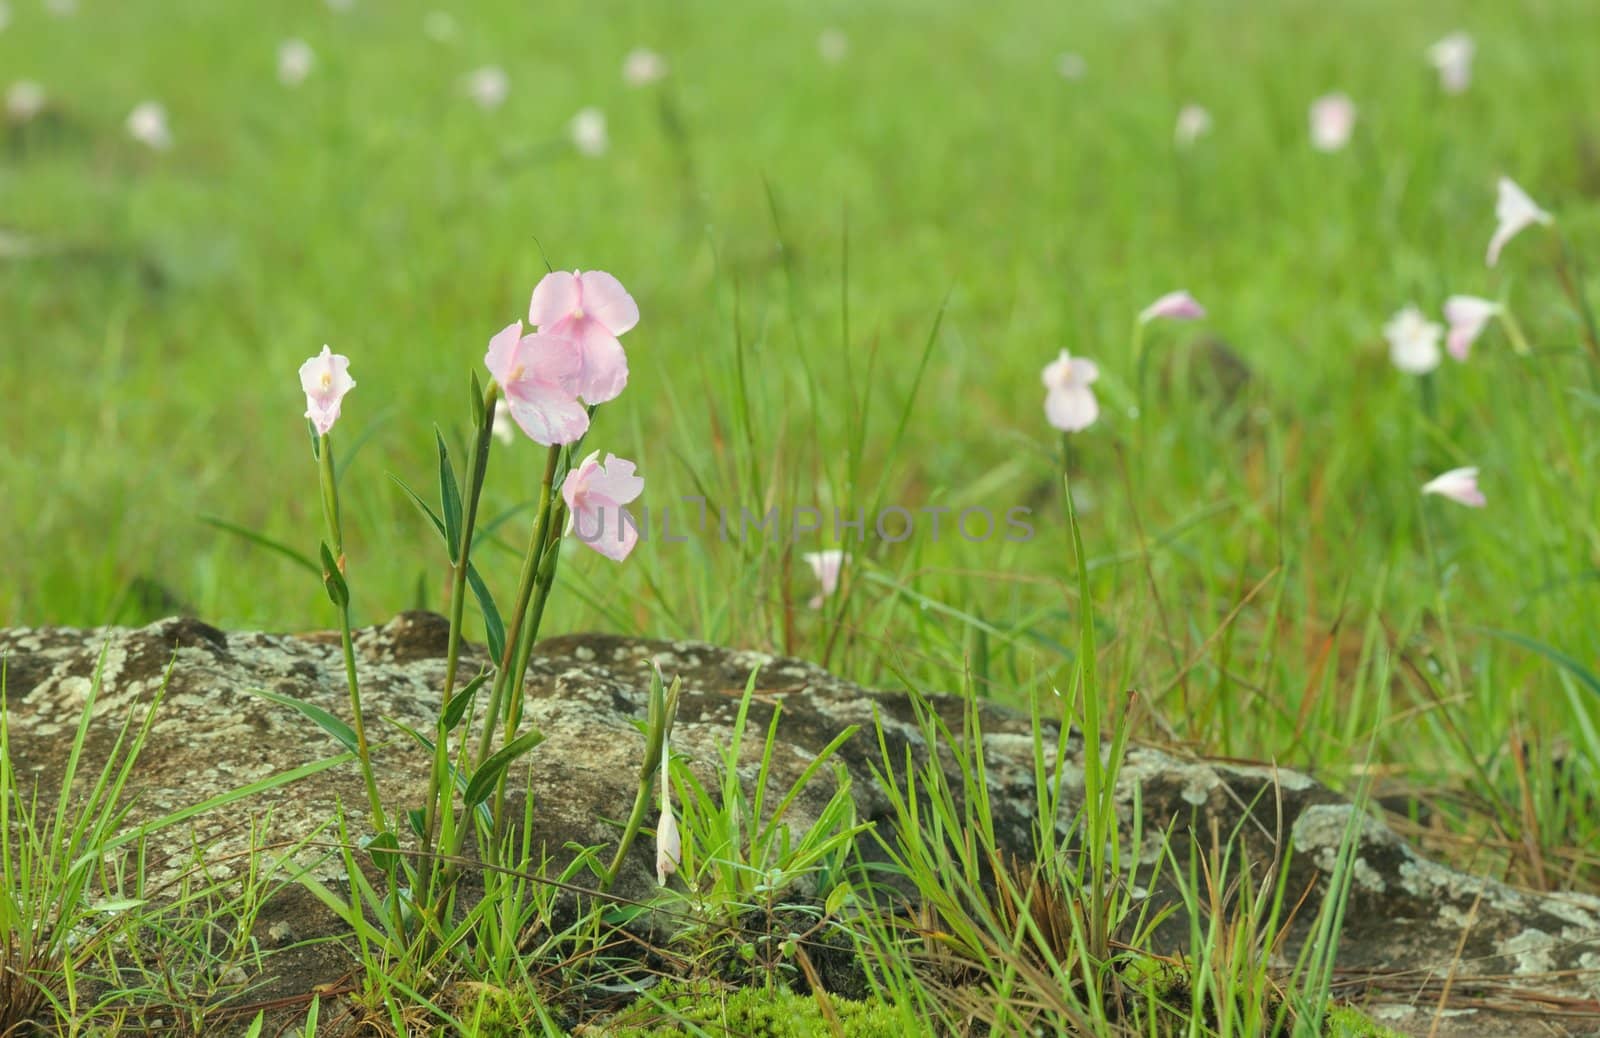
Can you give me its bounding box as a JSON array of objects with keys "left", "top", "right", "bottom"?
[{"left": 2, "top": 614, "right": 1596, "bottom": 1036}]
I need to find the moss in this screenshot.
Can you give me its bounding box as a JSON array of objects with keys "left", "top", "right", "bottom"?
[{"left": 596, "top": 979, "right": 901, "bottom": 1038}]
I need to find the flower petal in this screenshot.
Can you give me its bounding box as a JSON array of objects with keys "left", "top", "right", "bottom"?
[
  {"left": 577, "top": 270, "right": 640, "bottom": 336},
  {"left": 589, "top": 453, "right": 645, "bottom": 505},
  {"left": 529, "top": 270, "right": 581, "bottom": 328},
  {"left": 505, "top": 385, "right": 589, "bottom": 445},
  {"left": 483, "top": 320, "right": 523, "bottom": 386},
  {"left": 1045, "top": 385, "right": 1099, "bottom": 433}
]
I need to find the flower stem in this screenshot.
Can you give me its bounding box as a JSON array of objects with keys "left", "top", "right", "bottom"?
[
  {"left": 317, "top": 434, "right": 387, "bottom": 838},
  {"left": 422, "top": 384, "right": 500, "bottom": 874},
  {"left": 477, "top": 444, "right": 561, "bottom": 769},
  {"left": 1497, "top": 307, "right": 1531, "bottom": 357},
  {"left": 600, "top": 768, "right": 657, "bottom": 892}
]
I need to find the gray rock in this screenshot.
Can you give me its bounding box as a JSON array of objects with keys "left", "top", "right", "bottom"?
[{"left": 2, "top": 614, "right": 1597, "bottom": 1036}]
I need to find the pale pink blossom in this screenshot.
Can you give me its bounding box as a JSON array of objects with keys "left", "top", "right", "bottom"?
[
  {"left": 126, "top": 101, "right": 171, "bottom": 150},
  {"left": 1140, "top": 290, "right": 1206, "bottom": 324},
  {"left": 802, "top": 549, "right": 847, "bottom": 609},
  {"left": 1384, "top": 305, "right": 1443, "bottom": 374},
  {"left": 562, "top": 452, "right": 645, "bottom": 561},
  {"left": 1309, "top": 93, "right": 1356, "bottom": 152},
  {"left": 278, "top": 39, "right": 314, "bottom": 87},
  {"left": 1174, "top": 104, "right": 1212, "bottom": 148},
  {"left": 1427, "top": 32, "right": 1474, "bottom": 94},
  {"left": 1442, "top": 295, "right": 1500, "bottom": 361},
  {"left": 484, "top": 321, "right": 589, "bottom": 445},
  {"left": 6, "top": 81, "right": 44, "bottom": 122},
  {"left": 528, "top": 270, "right": 637, "bottom": 404},
  {"left": 1041, "top": 350, "right": 1100, "bottom": 433},
  {"left": 465, "top": 66, "right": 508, "bottom": 109},
  {"left": 569, "top": 106, "right": 608, "bottom": 157},
  {"left": 1422, "top": 467, "right": 1485, "bottom": 508},
  {"left": 1486, "top": 177, "right": 1552, "bottom": 267},
  {"left": 622, "top": 48, "right": 668, "bottom": 87},
  {"left": 299, "top": 346, "right": 355, "bottom": 435},
  {"left": 656, "top": 741, "right": 680, "bottom": 885}
]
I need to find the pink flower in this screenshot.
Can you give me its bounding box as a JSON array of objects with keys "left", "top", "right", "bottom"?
[
  {"left": 562, "top": 451, "right": 645, "bottom": 561},
  {"left": 1427, "top": 32, "right": 1474, "bottom": 95},
  {"left": 1140, "top": 290, "right": 1206, "bottom": 323},
  {"left": 1309, "top": 93, "right": 1355, "bottom": 152},
  {"left": 484, "top": 321, "right": 589, "bottom": 445},
  {"left": 802, "top": 549, "right": 847, "bottom": 609},
  {"left": 1486, "top": 177, "right": 1552, "bottom": 268},
  {"left": 1041, "top": 350, "right": 1100, "bottom": 433},
  {"left": 1442, "top": 295, "right": 1500, "bottom": 361},
  {"left": 1422, "top": 467, "right": 1485, "bottom": 508},
  {"left": 1384, "top": 305, "right": 1443, "bottom": 375},
  {"left": 528, "top": 270, "right": 638, "bottom": 404},
  {"left": 299, "top": 346, "right": 355, "bottom": 435}
]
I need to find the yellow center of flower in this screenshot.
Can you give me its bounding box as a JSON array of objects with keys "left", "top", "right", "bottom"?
[
  {"left": 508, "top": 364, "right": 525, "bottom": 382},
  {"left": 319, "top": 370, "right": 333, "bottom": 389},
  {"left": 572, "top": 306, "right": 585, "bottom": 320}
]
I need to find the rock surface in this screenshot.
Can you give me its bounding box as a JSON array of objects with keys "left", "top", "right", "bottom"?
[{"left": 2, "top": 614, "right": 1597, "bottom": 1036}]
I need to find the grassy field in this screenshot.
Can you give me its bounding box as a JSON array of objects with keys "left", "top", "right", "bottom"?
[{"left": 4, "top": 0, "right": 1600, "bottom": 1032}]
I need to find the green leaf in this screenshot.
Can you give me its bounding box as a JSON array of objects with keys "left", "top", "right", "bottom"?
[
  {"left": 464, "top": 729, "right": 546, "bottom": 808},
  {"left": 465, "top": 563, "right": 506, "bottom": 664},
  {"left": 319, "top": 542, "right": 349, "bottom": 608},
  {"left": 362, "top": 830, "right": 401, "bottom": 872},
  {"left": 252, "top": 687, "right": 358, "bottom": 755},
  {"left": 437, "top": 429, "right": 463, "bottom": 565},
  {"left": 1477, "top": 627, "right": 1600, "bottom": 700},
  {"left": 405, "top": 808, "right": 426, "bottom": 839},
  {"left": 390, "top": 473, "right": 448, "bottom": 544},
  {"left": 199, "top": 516, "right": 320, "bottom": 576},
  {"left": 384, "top": 717, "right": 493, "bottom": 829},
  {"left": 443, "top": 669, "right": 490, "bottom": 732},
  {"left": 470, "top": 371, "right": 486, "bottom": 428}
]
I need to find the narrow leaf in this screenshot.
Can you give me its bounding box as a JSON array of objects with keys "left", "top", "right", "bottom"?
[
  {"left": 319, "top": 542, "right": 349, "bottom": 608},
  {"left": 437, "top": 429, "right": 464, "bottom": 564},
  {"left": 443, "top": 669, "right": 490, "bottom": 731},
  {"left": 361, "top": 830, "right": 401, "bottom": 871},
  {"left": 389, "top": 473, "right": 448, "bottom": 545},
  {"left": 200, "top": 516, "right": 320, "bottom": 576},
  {"left": 1478, "top": 627, "right": 1600, "bottom": 700},
  {"left": 466, "top": 562, "right": 506, "bottom": 664},
  {"left": 464, "top": 729, "right": 546, "bottom": 808},
  {"left": 253, "top": 687, "right": 358, "bottom": 755}
]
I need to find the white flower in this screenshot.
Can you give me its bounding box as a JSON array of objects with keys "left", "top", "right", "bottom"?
[
  {"left": 1442, "top": 295, "right": 1500, "bottom": 361},
  {"left": 1056, "top": 52, "right": 1087, "bottom": 80},
  {"left": 1486, "top": 177, "right": 1552, "bottom": 268},
  {"left": 1041, "top": 350, "right": 1101, "bottom": 432},
  {"left": 622, "top": 47, "right": 668, "bottom": 87},
  {"left": 126, "top": 102, "right": 172, "bottom": 150},
  {"left": 1174, "top": 104, "right": 1212, "bottom": 148},
  {"left": 656, "top": 733, "right": 680, "bottom": 886},
  {"left": 818, "top": 28, "right": 849, "bottom": 64},
  {"left": 1422, "top": 467, "right": 1485, "bottom": 508},
  {"left": 569, "top": 106, "right": 608, "bottom": 157},
  {"left": 465, "top": 66, "right": 508, "bottom": 109},
  {"left": 6, "top": 80, "right": 45, "bottom": 122},
  {"left": 802, "top": 550, "right": 848, "bottom": 609},
  {"left": 1427, "top": 32, "right": 1474, "bottom": 94},
  {"left": 1309, "top": 93, "right": 1356, "bottom": 152},
  {"left": 278, "top": 39, "right": 315, "bottom": 87},
  {"left": 1384, "top": 305, "right": 1444, "bottom": 375}
]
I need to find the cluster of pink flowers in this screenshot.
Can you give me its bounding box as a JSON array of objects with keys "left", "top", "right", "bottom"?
[{"left": 297, "top": 268, "right": 648, "bottom": 561}]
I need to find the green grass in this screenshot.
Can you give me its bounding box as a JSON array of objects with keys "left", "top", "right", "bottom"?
[{"left": 4, "top": 0, "right": 1600, "bottom": 1032}]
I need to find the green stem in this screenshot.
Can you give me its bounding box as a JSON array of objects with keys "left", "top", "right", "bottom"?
[
  {"left": 316, "top": 434, "right": 387, "bottom": 838},
  {"left": 476, "top": 444, "right": 561, "bottom": 768},
  {"left": 1497, "top": 307, "right": 1531, "bottom": 357},
  {"left": 422, "top": 384, "right": 499, "bottom": 879},
  {"left": 600, "top": 768, "right": 657, "bottom": 892}
]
